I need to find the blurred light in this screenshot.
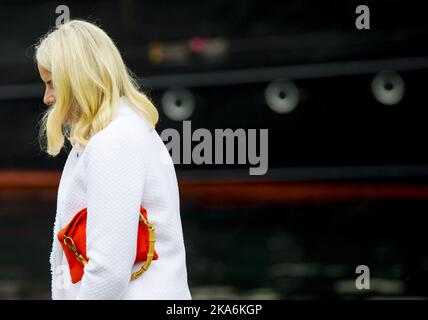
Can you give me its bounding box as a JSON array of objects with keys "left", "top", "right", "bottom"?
[
  {"left": 148, "top": 41, "right": 189, "bottom": 65},
  {"left": 161, "top": 88, "right": 195, "bottom": 121},
  {"left": 148, "top": 42, "right": 164, "bottom": 64},
  {"left": 201, "top": 38, "right": 229, "bottom": 61},
  {"left": 265, "top": 79, "right": 299, "bottom": 113},
  {"left": 371, "top": 71, "right": 405, "bottom": 105},
  {"left": 188, "top": 36, "right": 208, "bottom": 54}
]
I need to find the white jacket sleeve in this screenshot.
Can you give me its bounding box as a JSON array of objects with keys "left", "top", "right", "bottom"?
[{"left": 76, "top": 134, "right": 145, "bottom": 300}]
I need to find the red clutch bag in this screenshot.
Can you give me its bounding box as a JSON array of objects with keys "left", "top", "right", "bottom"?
[{"left": 57, "top": 206, "right": 158, "bottom": 284}]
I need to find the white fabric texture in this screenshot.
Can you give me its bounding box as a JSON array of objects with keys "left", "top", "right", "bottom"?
[{"left": 50, "top": 97, "right": 192, "bottom": 300}]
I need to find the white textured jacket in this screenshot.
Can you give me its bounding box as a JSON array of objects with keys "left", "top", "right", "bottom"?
[{"left": 50, "top": 97, "right": 192, "bottom": 299}]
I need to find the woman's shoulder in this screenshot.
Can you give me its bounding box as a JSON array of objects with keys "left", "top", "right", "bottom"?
[
  {"left": 85, "top": 126, "right": 145, "bottom": 157},
  {"left": 81, "top": 97, "right": 159, "bottom": 162},
  {"left": 89, "top": 101, "right": 148, "bottom": 141}
]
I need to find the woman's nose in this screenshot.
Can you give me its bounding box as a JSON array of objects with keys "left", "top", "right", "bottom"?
[{"left": 43, "top": 89, "right": 55, "bottom": 106}]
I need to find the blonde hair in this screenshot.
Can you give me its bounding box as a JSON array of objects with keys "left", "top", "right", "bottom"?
[{"left": 35, "top": 19, "right": 158, "bottom": 156}]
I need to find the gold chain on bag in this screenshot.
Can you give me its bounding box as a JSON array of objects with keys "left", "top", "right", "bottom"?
[{"left": 63, "top": 212, "right": 156, "bottom": 281}]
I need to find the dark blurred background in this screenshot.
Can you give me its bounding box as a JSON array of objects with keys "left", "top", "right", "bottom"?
[{"left": 1, "top": 0, "right": 428, "bottom": 299}]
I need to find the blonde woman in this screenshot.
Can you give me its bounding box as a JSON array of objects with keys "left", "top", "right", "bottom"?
[{"left": 35, "top": 20, "right": 191, "bottom": 300}]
